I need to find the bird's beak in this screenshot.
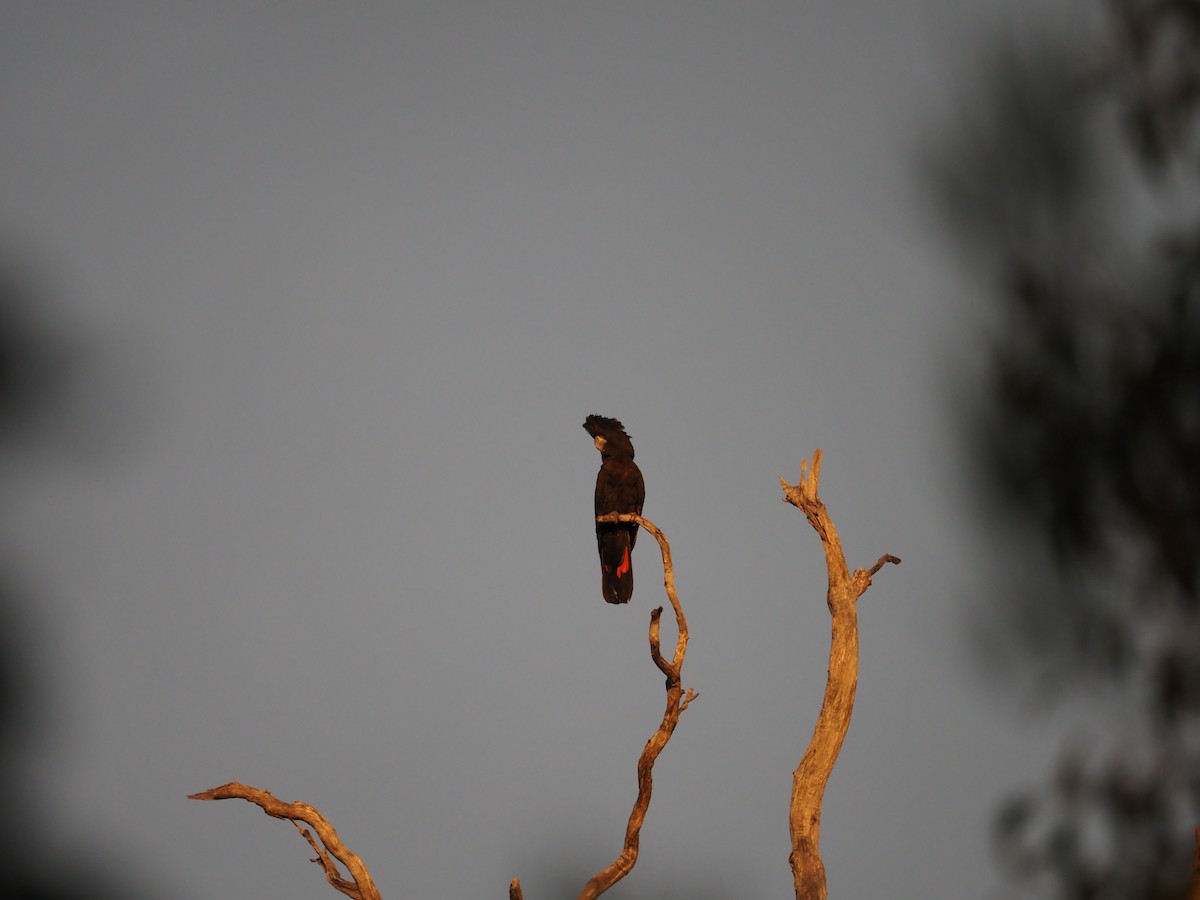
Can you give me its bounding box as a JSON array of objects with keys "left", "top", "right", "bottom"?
[{"left": 594, "top": 435, "right": 607, "bottom": 452}]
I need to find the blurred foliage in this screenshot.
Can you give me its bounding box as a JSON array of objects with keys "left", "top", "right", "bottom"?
[
  {"left": 930, "top": 1, "right": 1200, "bottom": 896},
  {"left": 0, "top": 257, "right": 167, "bottom": 897},
  {"left": 0, "top": 260, "right": 81, "bottom": 457}
]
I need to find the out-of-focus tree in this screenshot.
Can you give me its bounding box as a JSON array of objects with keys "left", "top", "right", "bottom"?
[
  {"left": 928, "top": 2, "right": 1200, "bottom": 897},
  {"left": 0, "top": 255, "right": 164, "bottom": 898}
]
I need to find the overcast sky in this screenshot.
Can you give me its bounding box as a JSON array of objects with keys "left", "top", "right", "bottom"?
[{"left": 2, "top": 3, "right": 1089, "bottom": 897}]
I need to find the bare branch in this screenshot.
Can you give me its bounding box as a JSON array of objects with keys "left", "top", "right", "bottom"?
[
  {"left": 595, "top": 513, "right": 689, "bottom": 675},
  {"left": 780, "top": 449, "right": 900, "bottom": 900},
  {"left": 575, "top": 512, "right": 695, "bottom": 900},
  {"left": 866, "top": 553, "right": 902, "bottom": 577},
  {"left": 188, "top": 782, "right": 382, "bottom": 900}
]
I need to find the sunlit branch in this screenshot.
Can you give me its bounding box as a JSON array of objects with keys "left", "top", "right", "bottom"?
[
  {"left": 780, "top": 449, "right": 899, "bottom": 900},
  {"left": 574, "top": 512, "right": 697, "bottom": 900},
  {"left": 188, "top": 782, "right": 382, "bottom": 900}
]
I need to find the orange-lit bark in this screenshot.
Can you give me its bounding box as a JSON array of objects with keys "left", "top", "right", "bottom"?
[{"left": 781, "top": 450, "right": 899, "bottom": 900}]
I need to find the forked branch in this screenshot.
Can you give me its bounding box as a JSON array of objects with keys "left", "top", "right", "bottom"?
[
  {"left": 188, "top": 782, "right": 381, "bottom": 900},
  {"left": 780, "top": 449, "right": 899, "bottom": 900},
  {"left": 511, "top": 513, "right": 696, "bottom": 900}
]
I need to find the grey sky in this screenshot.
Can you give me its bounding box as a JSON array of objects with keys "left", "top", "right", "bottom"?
[{"left": 3, "top": 3, "right": 1084, "bottom": 897}]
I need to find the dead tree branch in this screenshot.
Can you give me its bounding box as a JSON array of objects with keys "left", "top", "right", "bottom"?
[
  {"left": 192, "top": 512, "right": 694, "bottom": 900},
  {"left": 188, "top": 781, "right": 382, "bottom": 900},
  {"left": 573, "top": 513, "right": 696, "bottom": 900},
  {"left": 780, "top": 449, "right": 900, "bottom": 900}
]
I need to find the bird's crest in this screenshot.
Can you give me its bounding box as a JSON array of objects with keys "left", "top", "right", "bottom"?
[{"left": 583, "top": 414, "right": 635, "bottom": 457}]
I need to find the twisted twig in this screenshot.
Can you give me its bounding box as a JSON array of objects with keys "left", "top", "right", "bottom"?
[
  {"left": 188, "top": 782, "right": 382, "bottom": 900},
  {"left": 578, "top": 513, "right": 696, "bottom": 899},
  {"left": 510, "top": 513, "right": 695, "bottom": 900}
]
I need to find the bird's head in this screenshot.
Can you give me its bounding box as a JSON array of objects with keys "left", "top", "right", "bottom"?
[{"left": 583, "top": 414, "right": 634, "bottom": 458}]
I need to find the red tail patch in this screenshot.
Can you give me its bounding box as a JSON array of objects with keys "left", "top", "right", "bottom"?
[{"left": 616, "top": 546, "right": 631, "bottom": 579}]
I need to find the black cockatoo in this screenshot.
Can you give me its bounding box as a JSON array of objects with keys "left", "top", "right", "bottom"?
[{"left": 583, "top": 414, "right": 645, "bottom": 604}]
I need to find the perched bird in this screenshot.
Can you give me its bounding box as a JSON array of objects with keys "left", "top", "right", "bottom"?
[{"left": 583, "top": 414, "right": 645, "bottom": 604}]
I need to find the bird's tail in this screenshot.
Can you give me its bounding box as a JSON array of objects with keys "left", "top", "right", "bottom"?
[{"left": 600, "top": 531, "right": 635, "bottom": 604}]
